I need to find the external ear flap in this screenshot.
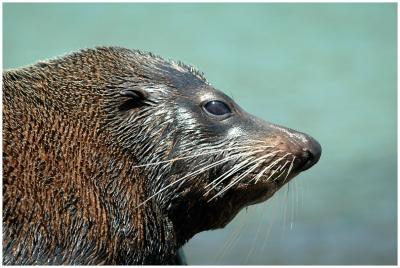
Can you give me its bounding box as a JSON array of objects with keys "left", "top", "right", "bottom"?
[
  {"left": 119, "top": 88, "right": 152, "bottom": 111},
  {"left": 119, "top": 88, "right": 149, "bottom": 100}
]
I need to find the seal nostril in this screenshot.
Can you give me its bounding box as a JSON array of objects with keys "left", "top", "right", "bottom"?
[
  {"left": 297, "top": 149, "right": 311, "bottom": 171},
  {"left": 300, "top": 151, "right": 314, "bottom": 171},
  {"left": 299, "top": 140, "right": 322, "bottom": 172},
  {"left": 301, "top": 149, "right": 311, "bottom": 160}
]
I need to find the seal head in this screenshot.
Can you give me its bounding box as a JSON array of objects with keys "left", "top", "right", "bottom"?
[
  {"left": 101, "top": 48, "right": 322, "bottom": 244},
  {"left": 3, "top": 47, "right": 321, "bottom": 264}
]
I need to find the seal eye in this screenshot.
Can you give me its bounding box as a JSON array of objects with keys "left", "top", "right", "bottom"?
[{"left": 203, "top": 100, "right": 232, "bottom": 117}]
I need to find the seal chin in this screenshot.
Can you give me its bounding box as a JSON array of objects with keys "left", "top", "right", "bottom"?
[
  {"left": 235, "top": 168, "right": 301, "bottom": 206},
  {"left": 236, "top": 180, "right": 278, "bottom": 206}
]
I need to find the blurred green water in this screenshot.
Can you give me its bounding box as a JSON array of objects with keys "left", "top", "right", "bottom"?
[{"left": 3, "top": 3, "right": 397, "bottom": 265}]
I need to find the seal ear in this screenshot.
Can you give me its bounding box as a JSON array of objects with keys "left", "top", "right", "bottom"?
[
  {"left": 120, "top": 88, "right": 149, "bottom": 100},
  {"left": 119, "top": 88, "right": 152, "bottom": 111}
]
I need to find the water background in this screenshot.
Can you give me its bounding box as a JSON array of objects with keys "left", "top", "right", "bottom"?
[{"left": 3, "top": 3, "right": 397, "bottom": 265}]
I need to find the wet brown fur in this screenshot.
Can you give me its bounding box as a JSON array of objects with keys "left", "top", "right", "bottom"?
[
  {"left": 3, "top": 47, "right": 178, "bottom": 264},
  {"left": 3, "top": 47, "right": 321, "bottom": 265}
]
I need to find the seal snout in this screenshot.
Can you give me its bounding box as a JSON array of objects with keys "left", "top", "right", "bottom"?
[{"left": 296, "top": 135, "right": 322, "bottom": 172}]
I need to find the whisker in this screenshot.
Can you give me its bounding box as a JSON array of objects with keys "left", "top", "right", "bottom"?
[
  {"left": 203, "top": 149, "right": 266, "bottom": 192},
  {"left": 264, "top": 166, "right": 281, "bottom": 182},
  {"left": 262, "top": 160, "right": 290, "bottom": 184},
  {"left": 205, "top": 150, "right": 278, "bottom": 195},
  {"left": 209, "top": 156, "right": 270, "bottom": 201},
  {"left": 135, "top": 150, "right": 255, "bottom": 208},
  {"left": 130, "top": 145, "right": 266, "bottom": 168},
  {"left": 260, "top": 153, "right": 289, "bottom": 181},
  {"left": 212, "top": 164, "right": 261, "bottom": 200},
  {"left": 252, "top": 164, "right": 275, "bottom": 184},
  {"left": 136, "top": 142, "right": 280, "bottom": 208},
  {"left": 272, "top": 164, "right": 289, "bottom": 183},
  {"left": 280, "top": 156, "right": 296, "bottom": 184},
  {"left": 253, "top": 152, "right": 290, "bottom": 183},
  {"left": 279, "top": 160, "right": 291, "bottom": 171},
  {"left": 175, "top": 152, "right": 260, "bottom": 188},
  {"left": 204, "top": 158, "right": 252, "bottom": 193}
]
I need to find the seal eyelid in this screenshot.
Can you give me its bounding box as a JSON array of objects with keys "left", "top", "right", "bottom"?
[{"left": 202, "top": 100, "right": 232, "bottom": 119}]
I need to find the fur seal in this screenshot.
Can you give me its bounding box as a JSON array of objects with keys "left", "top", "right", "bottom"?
[{"left": 3, "top": 47, "right": 321, "bottom": 265}]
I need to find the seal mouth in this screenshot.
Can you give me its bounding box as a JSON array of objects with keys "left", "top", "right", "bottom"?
[
  {"left": 233, "top": 178, "right": 279, "bottom": 206},
  {"left": 232, "top": 169, "right": 300, "bottom": 206},
  {"left": 205, "top": 147, "right": 313, "bottom": 204}
]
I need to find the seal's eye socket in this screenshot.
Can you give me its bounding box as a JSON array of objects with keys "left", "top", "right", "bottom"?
[{"left": 203, "top": 100, "right": 232, "bottom": 118}]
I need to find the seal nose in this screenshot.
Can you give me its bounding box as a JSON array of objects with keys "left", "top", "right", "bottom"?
[
  {"left": 259, "top": 121, "right": 322, "bottom": 173},
  {"left": 298, "top": 136, "right": 322, "bottom": 172}
]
